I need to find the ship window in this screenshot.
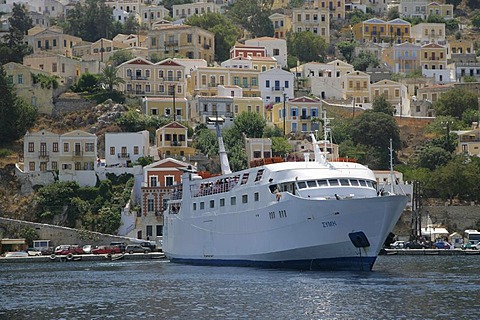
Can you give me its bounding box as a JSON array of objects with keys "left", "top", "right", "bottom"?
[
  {"left": 307, "top": 180, "right": 317, "bottom": 188},
  {"left": 297, "top": 181, "right": 307, "bottom": 189},
  {"left": 254, "top": 192, "right": 259, "bottom": 201},
  {"left": 359, "top": 180, "right": 367, "bottom": 186},
  {"left": 328, "top": 179, "right": 339, "bottom": 186},
  {"left": 241, "top": 173, "right": 249, "bottom": 184},
  {"left": 193, "top": 203, "right": 197, "bottom": 210},
  {"left": 210, "top": 200, "right": 214, "bottom": 208},
  {"left": 255, "top": 169, "right": 264, "bottom": 182},
  {"left": 200, "top": 202, "right": 205, "bottom": 210},
  {"left": 366, "top": 181, "right": 373, "bottom": 188},
  {"left": 231, "top": 196, "right": 236, "bottom": 205},
  {"left": 350, "top": 179, "right": 359, "bottom": 186},
  {"left": 220, "top": 198, "right": 225, "bottom": 207},
  {"left": 317, "top": 180, "right": 328, "bottom": 187},
  {"left": 242, "top": 194, "right": 248, "bottom": 203},
  {"left": 339, "top": 179, "right": 350, "bottom": 186}
]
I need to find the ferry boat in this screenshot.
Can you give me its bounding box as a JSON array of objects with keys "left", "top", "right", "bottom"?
[{"left": 163, "top": 122, "right": 408, "bottom": 271}]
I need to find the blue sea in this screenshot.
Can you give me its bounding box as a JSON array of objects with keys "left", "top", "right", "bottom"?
[{"left": 1, "top": 255, "right": 479, "bottom": 320}]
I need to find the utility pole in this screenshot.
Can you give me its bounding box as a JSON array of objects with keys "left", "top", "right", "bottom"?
[{"left": 283, "top": 92, "right": 287, "bottom": 136}]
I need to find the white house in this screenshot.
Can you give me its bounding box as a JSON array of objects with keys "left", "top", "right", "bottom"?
[
  {"left": 258, "top": 68, "right": 294, "bottom": 106},
  {"left": 104, "top": 130, "right": 150, "bottom": 167},
  {"left": 245, "top": 37, "right": 287, "bottom": 68}
]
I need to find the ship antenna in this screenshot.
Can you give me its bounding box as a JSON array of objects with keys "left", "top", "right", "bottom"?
[{"left": 215, "top": 112, "right": 231, "bottom": 175}]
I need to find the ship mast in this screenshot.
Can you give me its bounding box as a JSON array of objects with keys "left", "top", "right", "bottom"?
[{"left": 215, "top": 118, "right": 231, "bottom": 175}]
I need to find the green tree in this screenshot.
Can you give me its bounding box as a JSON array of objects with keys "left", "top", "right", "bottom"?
[
  {"left": 122, "top": 14, "right": 139, "bottom": 35},
  {"left": 36, "top": 181, "right": 80, "bottom": 218},
  {"left": 0, "top": 3, "right": 33, "bottom": 64},
  {"left": 473, "top": 12, "right": 480, "bottom": 29},
  {"left": 109, "top": 49, "right": 135, "bottom": 66},
  {"left": 9, "top": 3, "right": 33, "bottom": 35},
  {"left": 446, "top": 0, "right": 461, "bottom": 9},
  {"left": 185, "top": 13, "right": 241, "bottom": 62},
  {"left": 0, "top": 66, "right": 37, "bottom": 146},
  {"left": 416, "top": 145, "right": 452, "bottom": 170},
  {"left": 72, "top": 73, "right": 101, "bottom": 93},
  {"left": 99, "top": 65, "right": 125, "bottom": 92},
  {"left": 63, "top": 0, "right": 113, "bottom": 42},
  {"left": 229, "top": 0, "right": 274, "bottom": 37},
  {"left": 387, "top": 7, "right": 400, "bottom": 20},
  {"left": 287, "top": 31, "right": 327, "bottom": 63},
  {"left": 347, "top": 9, "right": 372, "bottom": 25},
  {"left": 230, "top": 111, "right": 266, "bottom": 139},
  {"left": 372, "top": 94, "right": 395, "bottom": 115},
  {"left": 271, "top": 136, "right": 292, "bottom": 157},
  {"left": 337, "top": 41, "right": 357, "bottom": 63},
  {"left": 193, "top": 126, "right": 218, "bottom": 157},
  {"left": 288, "top": 0, "right": 305, "bottom": 8},
  {"left": 433, "top": 87, "right": 478, "bottom": 120},
  {"left": 350, "top": 111, "right": 401, "bottom": 169},
  {"left": 351, "top": 51, "right": 379, "bottom": 71}
]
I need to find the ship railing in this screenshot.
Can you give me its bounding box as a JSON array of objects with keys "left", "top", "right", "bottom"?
[{"left": 191, "top": 178, "right": 239, "bottom": 197}]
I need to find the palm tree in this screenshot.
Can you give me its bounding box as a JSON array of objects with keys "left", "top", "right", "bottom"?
[{"left": 100, "top": 65, "right": 124, "bottom": 92}]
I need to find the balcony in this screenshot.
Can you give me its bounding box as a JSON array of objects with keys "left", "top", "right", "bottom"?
[
  {"left": 117, "top": 153, "right": 130, "bottom": 159},
  {"left": 203, "top": 44, "right": 211, "bottom": 49},
  {"left": 164, "top": 41, "right": 178, "bottom": 47},
  {"left": 171, "top": 141, "right": 181, "bottom": 147},
  {"left": 38, "top": 151, "right": 49, "bottom": 159},
  {"left": 72, "top": 150, "right": 83, "bottom": 158},
  {"left": 300, "top": 115, "right": 311, "bottom": 120},
  {"left": 163, "top": 77, "right": 182, "bottom": 82},
  {"left": 130, "top": 75, "right": 149, "bottom": 80},
  {"left": 271, "top": 86, "right": 284, "bottom": 92}
]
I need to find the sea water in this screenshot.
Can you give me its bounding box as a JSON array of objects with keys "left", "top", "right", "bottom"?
[{"left": 1, "top": 255, "right": 479, "bottom": 319}]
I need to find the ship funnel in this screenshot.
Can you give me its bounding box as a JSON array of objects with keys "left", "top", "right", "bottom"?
[{"left": 216, "top": 123, "right": 232, "bottom": 175}]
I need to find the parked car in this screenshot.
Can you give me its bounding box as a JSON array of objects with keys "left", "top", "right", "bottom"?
[
  {"left": 435, "top": 241, "right": 451, "bottom": 249},
  {"left": 405, "top": 242, "right": 428, "bottom": 249},
  {"left": 27, "top": 248, "right": 42, "bottom": 256},
  {"left": 138, "top": 241, "right": 156, "bottom": 252},
  {"left": 54, "top": 245, "right": 84, "bottom": 255},
  {"left": 390, "top": 241, "right": 405, "bottom": 249},
  {"left": 461, "top": 241, "right": 479, "bottom": 250},
  {"left": 109, "top": 242, "right": 126, "bottom": 253},
  {"left": 92, "top": 246, "right": 121, "bottom": 255},
  {"left": 126, "top": 245, "right": 152, "bottom": 254}
]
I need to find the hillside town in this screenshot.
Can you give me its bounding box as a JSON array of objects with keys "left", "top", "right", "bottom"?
[{"left": 2, "top": 0, "right": 480, "bottom": 251}]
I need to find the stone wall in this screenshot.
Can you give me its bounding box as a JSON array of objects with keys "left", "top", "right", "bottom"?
[
  {"left": 0, "top": 217, "right": 134, "bottom": 249},
  {"left": 52, "top": 92, "right": 94, "bottom": 116}
]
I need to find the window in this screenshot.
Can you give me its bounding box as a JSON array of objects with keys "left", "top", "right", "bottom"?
[
  {"left": 53, "top": 142, "right": 58, "bottom": 152},
  {"left": 242, "top": 194, "right": 248, "bottom": 203},
  {"left": 52, "top": 161, "right": 58, "bottom": 170},
  {"left": 85, "top": 143, "right": 94, "bottom": 152},
  {"left": 220, "top": 198, "right": 225, "bottom": 207},
  {"left": 193, "top": 203, "right": 197, "bottom": 211},
  {"left": 110, "top": 146, "right": 115, "bottom": 155},
  {"left": 230, "top": 196, "right": 236, "bottom": 205},
  {"left": 134, "top": 146, "right": 139, "bottom": 155},
  {"left": 28, "top": 142, "right": 34, "bottom": 152},
  {"left": 29, "top": 162, "right": 35, "bottom": 171},
  {"left": 187, "top": 34, "right": 192, "bottom": 43},
  {"left": 63, "top": 143, "right": 69, "bottom": 152},
  {"left": 200, "top": 202, "right": 205, "bottom": 210},
  {"left": 210, "top": 200, "right": 214, "bottom": 208},
  {"left": 150, "top": 176, "right": 158, "bottom": 187},
  {"left": 254, "top": 192, "right": 259, "bottom": 202},
  {"left": 266, "top": 80, "right": 270, "bottom": 88},
  {"left": 147, "top": 199, "right": 154, "bottom": 212}
]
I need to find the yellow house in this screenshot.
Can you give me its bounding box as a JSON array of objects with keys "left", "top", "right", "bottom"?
[
  {"left": 142, "top": 97, "right": 189, "bottom": 121},
  {"left": 353, "top": 18, "right": 411, "bottom": 44},
  {"left": 342, "top": 71, "right": 371, "bottom": 105},
  {"left": 232, "top": 96, "right": 264, "bottom": 117},
  {"left": 269, "top": 12, "right": 292, "bottom": 39},
  {"left": 318, "top": 0, "right": 345, "bottom": 20},
  {"left": 271, "top": 0, "right": 290, "bottom": 10},
  {"left": 455, "top": 128, "right": 480, "bottom": 156},
  {"left": 291, "top": 7, "right": 330, "bottom": 43},
  {"left": 156, "top": 121, "right": 195, "bottom": 158},
  {"left": 371, "top": 79, "right": 408, "bottom": 112},
  {"left": 148, "top": 24, "right": 215, "bottom": 64},
  {"left": 427, "top": 2, "right": 454, "bottom": 20},
  {"left": 3, "top": 62, "right": 55, "bottom": 115},
  {"left": 270, "top": 96, "right": 322, "bottom": 134},
  {"left": 26, "top": 26, "right": 82, "bottom": 57},
  {"left": 420, "top": 43, "right": 447, "bottom": 71},
  {"left": 189, "top": 67, "right": 260, "bottom": 98},
  {"left": 116, "top": 57, "right": 187, "bottom": 97},
  {"left": 448, "top": 38, "right": 475, "bottom": 54}
]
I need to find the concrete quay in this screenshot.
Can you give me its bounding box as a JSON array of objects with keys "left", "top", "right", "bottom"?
[
  {"left": 0, "top": 252, "right": 166, "bottom": 263},
  {"left": 383, "top": 249, "right": 480, "bottom": 255}
]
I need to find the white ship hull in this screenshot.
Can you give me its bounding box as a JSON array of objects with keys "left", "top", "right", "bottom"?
[{"left": 164, "top": 177, "right": 407, "bottom": 271}]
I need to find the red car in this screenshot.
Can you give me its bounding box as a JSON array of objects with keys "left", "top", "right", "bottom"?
[
  {"left": 91, "top": 246, "right": 121, "bottom": 254},
  {"left": 54, "top": 245, "right": 84, "bottom": 255}
]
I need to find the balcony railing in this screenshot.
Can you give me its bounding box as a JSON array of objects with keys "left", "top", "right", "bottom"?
[
  {"left": 164, "top": 41, "right": 178, "bottom": 47},
  {"left": 130, "top": 75, "right": 149, "bottom": 80},
  {"left": 171, "top": 141, "right": 181, "bottom": 146},
  {"left": 38, "top": 151, "right": 49, "bottom": 159},
  {"left": 271, "top": 86, "right": 284, "bottom": 91},
  {"left": 72, "top": 150, "right": 83, "bottom": 157},
  {"left": 117, "top": 153, "right": 130, "bottom": 159},
  {"left": 300, "top": 115, "right": 311, "bottom": 120}
]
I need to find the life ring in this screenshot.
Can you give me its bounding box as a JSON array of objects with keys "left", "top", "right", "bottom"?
[
  {"left": 50, "top": 254, "right": 56, "bottom": 261},
  {"left": 66, "top": 253, "right": 74, "bottom": 261}
]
